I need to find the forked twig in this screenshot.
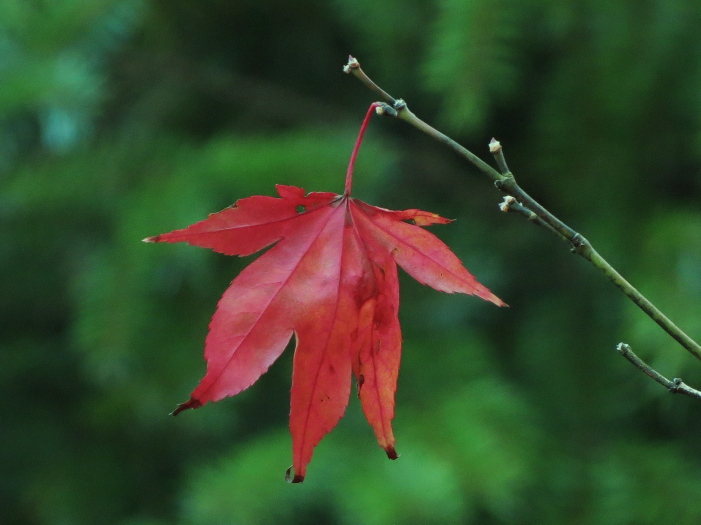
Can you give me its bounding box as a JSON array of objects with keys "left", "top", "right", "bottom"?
[
  {"left": 344, "top": 55, "right": 701, "bottom": 397},
  {"left": 616, "top": 344, "right": 701, "bottom": 400}
]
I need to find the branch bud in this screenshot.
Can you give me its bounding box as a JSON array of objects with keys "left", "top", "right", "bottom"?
[
  {"left": 499, "top": 196, "right": 516, "bottom": 212},
  {"left": 343, "top": 56, "right": 360, "bottom": 74}
]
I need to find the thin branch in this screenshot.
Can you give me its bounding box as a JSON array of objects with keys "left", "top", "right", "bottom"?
[
  {"left": 616, "top": 344, "right": 701, "bottom": 400},
  {"left": 344, "top": 56, "right": 701, "bottom": 363},
  {"left": 489, "top": 138, "right": 511, "bottom": 175},
  {"left": 344, "top": 56, "right": 397, "bottom": 106},
  {"left": 499, "top": 196, "right": 567, "bottom": 241}
]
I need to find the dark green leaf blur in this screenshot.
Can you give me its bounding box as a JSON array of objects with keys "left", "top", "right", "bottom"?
[{"left": 3, "top": 1, "right": 701, "bottom": 523}]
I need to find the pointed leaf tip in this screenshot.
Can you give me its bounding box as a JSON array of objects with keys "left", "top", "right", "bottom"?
[
  {"left": 170, "top": 398, "right": 202, "bottom": 416},
  {"left": 142, "top": 235, "right": 159, "bottom": 243},
  {"left": 385, "top": 446, "right": 399, "bottom": 460},
  {"left": 285, "top": 466, "right": 304, "bottom": 484}
]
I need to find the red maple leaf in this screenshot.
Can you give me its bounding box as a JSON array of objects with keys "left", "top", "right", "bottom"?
[{"left": 145, "top": 103, "right": 505, "bottom": 482}]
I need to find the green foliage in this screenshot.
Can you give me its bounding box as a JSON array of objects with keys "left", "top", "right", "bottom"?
[
  {"left": 422, "top": 0, "right": 528, "bottom": 133},
  {"left": 3, "top": 0, "right": 701, "bottom": 524}
]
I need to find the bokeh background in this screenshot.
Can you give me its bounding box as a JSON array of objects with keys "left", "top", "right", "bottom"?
[{"left": 4, "top": 1, "right": 701, "bottom": 523}]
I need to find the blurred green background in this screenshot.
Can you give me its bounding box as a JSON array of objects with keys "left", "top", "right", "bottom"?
[{"left": 3, "top": 1, "right": 701, "bottom": 523}]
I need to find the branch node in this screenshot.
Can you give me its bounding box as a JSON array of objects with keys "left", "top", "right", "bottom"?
[
  {"left": 670, "top": 378, "right": 684, "bottom": 393},
  {"left": 570, "top": 233, "right": 587, "bottom": 254},
  {"left": 375, "top": 103, "right": 397, "bottom": 117}
]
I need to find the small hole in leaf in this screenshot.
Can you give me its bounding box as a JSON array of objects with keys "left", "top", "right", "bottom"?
[{"left": 296, "top": 205, "right": 306, "bottom": 213}]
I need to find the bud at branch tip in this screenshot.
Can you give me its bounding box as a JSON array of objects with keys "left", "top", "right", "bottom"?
[
  {"left": 499, "top": 196, "right": 516, "bottom": 213},
  {"left": 343, "top": 56, "right": 359, "bottom": 74}
]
